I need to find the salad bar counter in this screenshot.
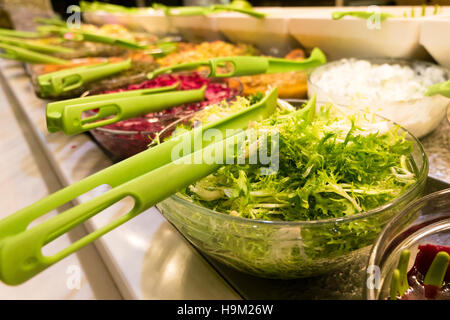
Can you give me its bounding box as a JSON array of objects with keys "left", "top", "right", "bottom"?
[
  {"left": 1, "top": 57, "right": 449, "bottom": 299},
  {"left": 0, "top": 3, "right": 449, "bottom": 300}
]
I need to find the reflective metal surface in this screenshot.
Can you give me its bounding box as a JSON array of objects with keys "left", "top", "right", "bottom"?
[{"left": 0, "top": 60, "right": 239, "bottom": 300}]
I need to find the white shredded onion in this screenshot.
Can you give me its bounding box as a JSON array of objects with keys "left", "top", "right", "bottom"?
[{"left": 310, "top": 58, "right": 447, "bottom": 102}]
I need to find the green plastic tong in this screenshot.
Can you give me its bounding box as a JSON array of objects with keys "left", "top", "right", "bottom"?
[
  {"left": 425, "top": 81, "right": 450, "bottom": 98},
  {"left": 331, "top": 11, "right": 395, "bottom": 21},
  {"left": 389, "top": 250, "right": 411, "bottom": 300},
  {"left": 80, "top": 0, "right": 140, "bottom": 14},
  {"left": 34, "top": 17, "right": 66, "bottom": 27},
  {"left": 332, "top": 5, "right": 442, "bottom": 21},
  {"left": 38, "top": 25, "right": 148, "bottom": 50},
  {"left": 39, "top": 25, "right": 177, "bottom": 55},
  {"left": 0, "top": 35, "right": 74, "bottom": 54},
  {"left": 38, "top": 58, "right": 132, "bottom": 97},
  {"left": 46, "top": 83, "right": 206, "bottom": 135},
  {"left": 0, "top": 42, "right": 69, "bottom": 65},
  {"left": 37, "top": 24, "right": 179, "bottom": 57},
  {"left": 390, "top": 249, "right": 449, "bottom": 300},
  {"left": 143, "top": 42, "right": 178, "bottom": 58},
  {"left": 75, "top": 31, "right": 148, "bottom": 50},
  {"left": 147, "top": 47, "right": 327, "bottom": 79},
  {"left": 0, "top": 28, "right": 41, "bottom": 38},
  {"left": 152, "top": 1, "right": 266, "bottom": 19},
  {"left": 0, "top": 87, "right": 279, "bottom": 285}
]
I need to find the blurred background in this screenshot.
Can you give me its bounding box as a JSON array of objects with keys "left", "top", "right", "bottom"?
[
  {"left": 1, "top": 0, "right": 450, "bottom": 21},
  {"left": 0, "top": 0, "right": 449, "bottom": 30},
  {"left": 48, "top": 0, "right": 450, "bottom": 8},
  {"left": 48, "top": 0, "right": 450, "bottom": 19}
]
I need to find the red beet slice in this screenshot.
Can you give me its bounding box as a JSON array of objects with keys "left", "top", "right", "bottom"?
[
  {"left": 92, "top": 72, "right": 237, "bottom": 159},
  {"left": 414, "top": 244, "right": 450, "bottom": 282},
  {"left": 101, "top": 73, "right": 236, "bottom": 133}
]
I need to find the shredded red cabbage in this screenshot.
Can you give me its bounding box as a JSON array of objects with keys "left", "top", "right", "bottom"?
[
  {"left": 102, "top": 72, "right": 235, "bottom": 132},
  {"left": 91, "top": 72, "right": 237, "bottom": 160}
]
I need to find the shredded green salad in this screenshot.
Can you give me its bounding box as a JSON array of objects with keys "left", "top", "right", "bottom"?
[{"left": 180, "top": 95, "right": 417, "bottom": 222}]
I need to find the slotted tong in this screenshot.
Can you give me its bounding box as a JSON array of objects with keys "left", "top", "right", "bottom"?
[
  {"left": 46, "top": 48, "right": 326, "bottom": 135},
  {"left": 38, "top": 58, "right": 133, "bottom": 97},
  {"left": 0, "top": 88, "right": 280, "bottom": 285},
  {"left": 148, "top": 47, "right": 327, "bottom": 79},
  {"left": 46, "top": 82, "right": 206, "bottom": 135},
  {"left": 0, "top": 47, "right": 327, "bottom": 284}
]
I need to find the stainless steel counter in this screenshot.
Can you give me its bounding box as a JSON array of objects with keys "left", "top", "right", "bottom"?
[{"left": 0, "top": 67, "right": 121, "bottom": 299}]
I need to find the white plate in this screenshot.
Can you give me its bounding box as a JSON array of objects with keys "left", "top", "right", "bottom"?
[
  {"left": 215, "top": 8, "right": 301, "bottom": 56},
  {"left": 170, "top": 14, "right": 225, "bottom": 42},
  {"left": 288, "top": 6, "right": 433, "bottom": 61},
  {"left": 83, "top": 9, "right": 178, "bottom": 35}
]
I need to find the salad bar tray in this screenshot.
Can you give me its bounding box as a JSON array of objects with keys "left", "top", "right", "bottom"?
[{"left": 1, "top": 59, "right": 449, "bottom": 300}]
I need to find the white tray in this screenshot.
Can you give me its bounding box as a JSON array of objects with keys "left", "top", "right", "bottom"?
[
  {"left": 288, "top": 6, "right": 432, "bottom": 61},
  {"left": 83, "top": 6, "right": 450, "bottom": 61},
  {"left": 171, "top": 14, "right": 225, "bottom": 42},
  {"left": 215, "top": 8, "right": 301, "bottom": 56},
  {"left": 420, "top": 17, "right": 450, "bottom": 69}
]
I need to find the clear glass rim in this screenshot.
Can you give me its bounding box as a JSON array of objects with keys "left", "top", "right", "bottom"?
[
  {"left": 168, "top": 99, "right": 429, "bottom": 227},
  {"left": 365, "top": 187, "right": 450, "bottom": 300},
  {"left": 307, "top": 57, "right": 450, "bottom": 104}
]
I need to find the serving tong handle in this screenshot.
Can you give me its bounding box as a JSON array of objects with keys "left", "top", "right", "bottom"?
[
  {"left": 331, "top": 11, "right": 395, "bottom": 21},
  {"left": 148, "top": 47, "right": 326, "bottom": 79},
  {"left": 0, "top": 42, "right": 68, "bottom": 65},
  {"left": 210, "top": 4, "right": 266, "bottom": 18},
  {"left": 34, "top": 17, "right": 66, "bottom": 26},
  {"left": 0, "top": 35, "right": 74, "bottom": 54},
  {"left": 79, "top": 31, "right": 148, "bottom": 49},
  {"left": 37, "top": 25, "right": 147, "bottom": 50},
  {"left": 38, "top": 58, "right": 132, "bottom": 97},
  {"left": 46, "top": 83, "right": 206, "bottom": 135},
  {"left": 332, "top": 6, "right": 442, "bottom": 21},
  {"left": 0, "top": 28, "right": 41, "bottom": 38},
  {"left": 153, "top": 3, "right": 266, "bottom": 18},
  {"left": 425, "top": 80, "right": 450, "bottom": 98},
  {"left": 0, "top": 88, "right": 278, "bottom": 285}
]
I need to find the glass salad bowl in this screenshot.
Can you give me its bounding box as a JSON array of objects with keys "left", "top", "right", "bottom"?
[
  {"left": 307, "top": 58, "right": 450, "bottom": 138},
  {"left": 157, "top": 100, "right": 429, "bottom": 279},
  {"left": 365, "top": 188, "right": 450, "bottom": 300}
]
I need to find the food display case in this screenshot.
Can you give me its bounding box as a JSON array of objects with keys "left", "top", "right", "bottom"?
[{"left": 0, "top": 2, "right": 449, "bottom": 302}]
